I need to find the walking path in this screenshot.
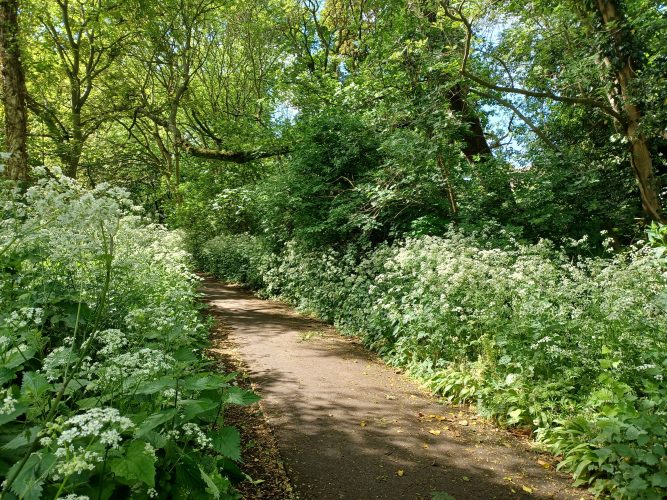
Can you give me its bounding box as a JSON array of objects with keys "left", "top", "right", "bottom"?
[{"left": 203, "top": 279, "right": 584, "bottom": 500}]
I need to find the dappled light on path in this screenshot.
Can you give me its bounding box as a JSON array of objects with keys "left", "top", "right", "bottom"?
[{"left": 203, "top": 279, "right": 582, "bottom": 500}]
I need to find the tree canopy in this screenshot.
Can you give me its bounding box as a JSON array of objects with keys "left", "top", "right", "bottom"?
[{"left": 0, "top": 0, "right": 661, "bottom": 239}]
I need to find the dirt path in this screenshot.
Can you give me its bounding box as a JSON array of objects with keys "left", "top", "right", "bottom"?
[{"left": 203, "top": 279, "right": 584, "bottom": 500}]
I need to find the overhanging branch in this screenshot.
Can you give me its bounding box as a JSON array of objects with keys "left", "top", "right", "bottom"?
[
  {"left": 180, "top": 143, "right": 291, "bottom": 163},
  {"left": 136, "top": 106, "right": 291, "bottom": 163},
  {"left": 440, "top": 1, "right": 625, "bottom": 124}
]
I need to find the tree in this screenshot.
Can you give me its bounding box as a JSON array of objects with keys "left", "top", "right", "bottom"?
[
  {"left": 130, "top": 0, "right": 287, "bottom": 194},
  {"left": 0, "top": 0, "right": 28, "bottom": 181},
  {"left": 441, "top": 0, "right": 666, "bottom": 221},
  {"left": 23, "top": 0, "right": 135, "bottom": 178}
]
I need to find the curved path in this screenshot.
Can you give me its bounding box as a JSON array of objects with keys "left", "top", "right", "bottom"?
[{"left": 203, "top": 279, "right": 584, "bottom": 500}]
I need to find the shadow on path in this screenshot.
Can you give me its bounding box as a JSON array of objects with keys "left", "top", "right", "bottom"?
[{"left": 203, "top": 279, "right": 583, "bottom": 500}]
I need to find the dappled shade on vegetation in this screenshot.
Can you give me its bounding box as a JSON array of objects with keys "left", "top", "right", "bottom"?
[{"left": 0, "top": 0, "right": 666, "bottom": 498}]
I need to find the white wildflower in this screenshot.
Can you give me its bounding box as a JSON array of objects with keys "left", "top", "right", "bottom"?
[
  {"left": 104, "top": 348, "right": 174, "bottom": 383},
  {"left": 182, "top": 423, "right": 213, "bottom": 450},
  {"left": 0, "top": 389, "right": 17, "bottom": 415}
]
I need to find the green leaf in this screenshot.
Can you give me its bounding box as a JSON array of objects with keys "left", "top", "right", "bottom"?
[
  {"left": 181, "top": 373, "right": 235, "bottom": 392},
  {"left": 179, "top": 399, "right": 219, "bottom": 422},
  {"left": 110, "top": 440, "right": 156, "bottom": 487},
  {"left": 212, "top": 427, "right": 241, "bottom": 461},
  {"left": 200, "top": 467, "right": 221, "bottom": 499},
  {"left": 20, "top": 372, "right": 50, "bottom": 401},
  {"left": 134, "top": 375, "right": 176, "bottom": 395},
  {"left": 8, "top": 452, "right": 56, "bottom": 500},
  {"left": 649, "top": 472, "right": 667, "bottom": 488},
  {"left": 173, "top": 347, "right": 198, "bottom": 362},
  {"left": 1, "top": 426, "right": 40, "bottom": 452},
  {"left": 573, "top": 459, "right": 592, "bottom": 481},
  {"left": 135, "top": 409, "right": 177, "bottom": 437},
  {"left": 627, "top": 477, "right": 649, "bottom": 492},
  {"left": 625, "top": 425, "right": 646, "bottom": 441},
  {"left": 4, "top": 346, "right": 37, "bottom": 371},
  {"left": 224, "top": 387, "right": 260, "bottom": 406}
]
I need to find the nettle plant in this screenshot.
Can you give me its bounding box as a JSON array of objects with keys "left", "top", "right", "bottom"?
[{"left": 0, "top": 171, "right": 255, "bottom": 499}]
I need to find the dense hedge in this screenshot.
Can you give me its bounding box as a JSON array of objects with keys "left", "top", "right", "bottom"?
[
  {"left": 0, "top": 173, "right": 254, "bottom": 499},
  {"left": 198, "top": 228, "right": 667, "bottom": 498}
]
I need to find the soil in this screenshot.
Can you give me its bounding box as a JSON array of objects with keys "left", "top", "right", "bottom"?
[{"left": 202, "top": 277, "right": 587, "bottom": 500}]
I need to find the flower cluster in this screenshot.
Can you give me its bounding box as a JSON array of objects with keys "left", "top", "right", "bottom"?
[
  {"left": 103, "top": 348, "right": 175, "bottom": 383},
  {"left": 0, "top": 389, "right": 17, "bottom": 415},
  {"left": 182, "top": 423, "right": 213, "bottom": 450},
  {"left": 0, "top": 174, "right": 240, "bottom": 498},
  {"left": 41, "top": 408, "right": 134, "bottom": 480}
]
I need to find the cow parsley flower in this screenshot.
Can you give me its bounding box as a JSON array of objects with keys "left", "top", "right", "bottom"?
[
  {"left": 43, "top": 408, "right": 135, "bottom": 479},
  {"left": 104, "top": 348, "right": 175, "bottom": 383},
  {"left": 182, "top": 423, "right": 213, "bottom": 450},
  {"left": 96, "top": 329, "right": 129, "bottom": 356},
  {"left": 0, "top": 389, "right": 17, "bottom": 415}
]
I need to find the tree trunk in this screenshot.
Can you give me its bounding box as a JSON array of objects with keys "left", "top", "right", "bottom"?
[
  {"left": 0, "top": 0, "right": 28, "bottom": 181},
  {"left": 66, "top": 108, "right": 82, "bottom": 178},
  {"left": 447, "top": 83, "right": 493, "bottom": 161},
  {"left": 595, "top": 0, "right": 664, "bottom": 221}
]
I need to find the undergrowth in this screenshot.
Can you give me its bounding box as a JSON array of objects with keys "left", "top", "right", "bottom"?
[{"left": 0, "top": 172, "right": 254, "bottom": 499}]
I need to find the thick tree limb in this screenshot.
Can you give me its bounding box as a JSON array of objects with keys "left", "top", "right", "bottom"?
[
  {"left": 136, "top": 107, "right": 290, "bottom": 163},
  {"left": 179, "top": 143, "right": 291, "bottom": 163}
]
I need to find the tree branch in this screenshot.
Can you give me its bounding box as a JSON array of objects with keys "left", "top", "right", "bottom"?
[
  {"left": 440, "top": 0, "right": 625, "bottom": 123},
  {"left": 470, "top": 88, "right": 560, "bottom": 151},
  {"left": 136, "top": 107, "right": 290, "bottom": 163}
]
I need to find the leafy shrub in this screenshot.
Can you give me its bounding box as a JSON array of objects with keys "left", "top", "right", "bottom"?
[
  {"left": 198, "top": 234, "right": 269, "bottom": 289},
  {"left": 198, "top": 226, "right": 667, "bottom": 498},
  {"left": 0, "top": 172, "right": 254, "bottom": 499}
]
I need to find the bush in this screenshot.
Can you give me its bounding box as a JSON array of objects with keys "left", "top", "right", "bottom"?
[
  {"left": 0, "top": 172, "right": 254, "bottom": 499},
  {"left": 198, "top": 234, "right": 269, "bottom": 289},
  {"left": 197, "top": 227, "right": 667, "bottom": 498}
]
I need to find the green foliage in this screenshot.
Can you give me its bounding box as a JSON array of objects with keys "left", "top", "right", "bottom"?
[
  {"left": 0, "top": 172, "right": 251, "bottom": 498},
  {"left": 199, "top": 234, "right": 270, "bottom": 289},
  {"left": 196, "top": 226, "right": 667, "bottom": 498},
  {"left": 255, "top": 111, "right": 382, "bottom": 247}
]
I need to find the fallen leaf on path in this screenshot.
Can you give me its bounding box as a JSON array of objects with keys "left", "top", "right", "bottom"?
[
  {"left": 503, "top": 476, "right": 513, "bottom": 482},
  {"left": 385, "top": 394, "right": 396, "bottom": 400},
  {"left": 422, "top": 443, "right": 429, "bottom": 448},
  {"left": 537, "top": 459, "right": 550, "bottom": 469},
  {"left": 461, "top": 476, "right": 470, "bottom": 482},
  {"left": 521, "top": 486, "right": 533, "bottom": 494},
  {"left": 429, "top": 429, "right": 441, "bottom": 436},
  {"left": 458, "top": 420, "right": 469, "bottom": 426},
  {"left": 360, "top": 420, "right": 367, "bottom": 427},
  {"left": 396, "top": 469, "right": 404, "bottom": 477}
]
